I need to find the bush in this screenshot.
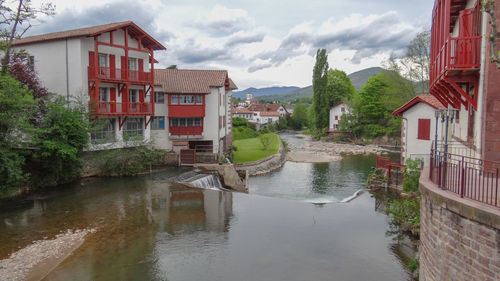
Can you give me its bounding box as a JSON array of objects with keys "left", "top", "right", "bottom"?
[
  {"left": 99, "top": 147, "right": 166, "bottom": 176},
  {"left": 233, "top": 126, "right": 260, "bottom": 140},
  {"left": 403, "top": 158, "right": 423, "bottom": 192},
  {"left": 232, "top": 117, "right": 248, "bottom": 127},
  {"left": 387, "top": 197, "right": 420, "bottom": 236},
  {"left": 276, "top": 116, "right": 288, "bottom": 130},
  {"left": 259, "top": 134, "right": 274, "bottom": 150}
]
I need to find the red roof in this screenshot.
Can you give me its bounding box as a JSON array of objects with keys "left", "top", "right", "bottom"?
[
  {"left": 392, "top": 94, "right": 446, "bottom": 117},
  {"left": 155, "top": 69, "right": 236, "bottom": 94},
  {"left": 329, "top": 101, "right": 346, "bottom": 111},
  {"left": 12, "top": 21, "right": 166, "bottom": 50},
  {"left": 260, "top": 111, "right": 281, "bottom": 117},
  {"left": 232, "top": 107, "right": 252, "bottom": 114},
  {"left": 248, "top": 103, "right": 285, "bottom": 113}
]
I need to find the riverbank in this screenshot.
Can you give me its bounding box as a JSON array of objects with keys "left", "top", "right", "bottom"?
[
  {"left": 0, "top": 228, "right": 95, "bottom": 281},
  {"left": 286, "top": 133, "right": 391, "bottom": 163}
]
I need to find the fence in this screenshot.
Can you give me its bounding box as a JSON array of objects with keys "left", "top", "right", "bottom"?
[{"left": 429, "top": 149, "right": 500, "bottom": 207}]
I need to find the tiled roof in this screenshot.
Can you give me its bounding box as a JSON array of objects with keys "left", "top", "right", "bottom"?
[
  {"left": 392, "top": 94, "right": 446, "bottom": 117},
  {"left": 232, "top": 107, "right": 252, "bottom": 114},
  {"left": 248, "top": 104, "right": 284, "bottom": 112},
  {"left": 260, "top": 111, "right": 281, "bottom": 117},
  {"left": 228, "top": 78, "right": 238, "bottom": 90},
  {"left": 12, "top": 21, "right": 166, "bottom": 50},
  {"left": 155, "top": 69, "right": 234, "bottom": 94},
  {"left": 329, "top": 101, "right": 346, "bottom": 111}
]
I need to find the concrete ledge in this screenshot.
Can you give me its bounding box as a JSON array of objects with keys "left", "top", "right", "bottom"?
[{"left": 420, "top": 167, "right": 500, "bottom": 229}]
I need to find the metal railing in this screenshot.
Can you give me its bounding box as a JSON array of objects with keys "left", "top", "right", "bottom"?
[{"left": 429, "top": 148, "right": 500, "bottom": 207}]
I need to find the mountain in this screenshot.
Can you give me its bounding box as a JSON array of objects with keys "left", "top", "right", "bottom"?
[
  {"left": 257, "top": 67, "right": 385, "bottom": 103},
  {"left": 233, "top": 86, "right": 300, "bottom": 99}
]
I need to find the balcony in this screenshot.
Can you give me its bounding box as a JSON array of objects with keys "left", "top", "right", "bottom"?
[
  {"left": 93, "top": 102, "right": 153, "bottom": 116},
  {"left": 88, "top": 66, "right": 153, "bottom": 83},
  {"left": 429, "top": 149, "right": 500, "bottom": 207},
  {"left": 430, "top": 36, "right": 481, "bottom": 87}
]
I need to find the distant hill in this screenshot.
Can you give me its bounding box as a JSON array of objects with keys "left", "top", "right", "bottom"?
[
  {"left": 257, "top": 67, "right": 385, "bottom": 103},
  {"left": 233, "top": 86, "right": 300, "bottom": 99}
]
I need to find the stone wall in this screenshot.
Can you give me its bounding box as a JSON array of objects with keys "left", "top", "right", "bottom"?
[
  {"left": 235, "top": 141, "right": 286, "bottom": 176},
  {"left": 419, "top": 169, "right": 500, "bottom": 281}
]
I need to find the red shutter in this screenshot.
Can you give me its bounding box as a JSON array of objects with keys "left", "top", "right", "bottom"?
[
  {"left": 418, "top": 119, "right": 431, "bottom": 140},
  {"left": 138, "top": 58, "right": 144, "bottom": 81},
  {"left": 121, "top": 56, "right": 127, "bottom": 79},
  {"left": 88, "top": 51, "right": 95, "bottom": 79},
  {"left": 89, "top": 51, "right": 95, "bottom": 66},
  {"left": 139, "top": 89, "right": 144, "bottom": 103},
  {"left": 109, "top": 54, "right": 116, "bottom": 79},
  {"left": 110, "top": 88, "right": 116, "bottom": 113},
  {"left": 335, "top": 115, "right": 338, "bottom": 120}
]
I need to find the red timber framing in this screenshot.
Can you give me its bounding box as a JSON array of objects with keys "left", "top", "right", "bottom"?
[
  {"left": 87, "top": 22, "right": 165, "bottom": 130},
  {"left": 429, "top": 0, "right": 481, "bottom": 111}
]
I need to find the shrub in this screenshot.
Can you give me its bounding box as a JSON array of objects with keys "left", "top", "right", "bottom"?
[
  {"left": 387, "top": 197, "right": 420, "bottom": 236},
  {"left": 99, "top": 147, "right": 166, "bottom": 176},
  {"left": 403, "top": 158, "right": 423, "bottom": 192},
  {"left": 232, "top": 117, "right": 248, "bottom": 127},
  {"left": 233, "top": 126, "right": 260, "bottom": 140},
  {"left": 259, "top": 134, "right": 274, "bottom": 150}
]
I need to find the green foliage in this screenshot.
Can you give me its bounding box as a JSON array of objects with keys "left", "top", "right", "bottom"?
[
  {"left": 276, "top": 116, "right": 288, "bottom": 131},
  {"left": 233, "top": 126, "right": 260, "bottom": 140},
  {"left": 232, "top": 117, "right": 248, "bottom": 127},
  {"left": 387, "top": 197, "right": 420, "bottom": 234},
  {"left": 0, "top": 73, "right": 34, "bottom": 189},
  {"left": 408, "top": 258, "right": 419, "bottom": 273},
  {"left": 31, "top": 97, "right": 89, "bottom": 186},
  {"left": 281, "top": 139, "right": 289, "bottom": 152},
  {"left": 312, "top": 49, "right": 329, "bottom": 129},
  {"left": 289, "top": 102, "right": 308, "bottom": 130},
  {"left": 325, "top": 69, "right": 355, "bottom": 107},
  {"left": 349, "top": 72, "right": 414, "bottom": 138},
  {"left": 259, "top": 134, "right": 274, "bottom": 150},
  {"left": 403, "top": 158, "right": 423, "bottom": 192},
  {"left": 98, "top": 147, "right": 166, "bottom": 176}
]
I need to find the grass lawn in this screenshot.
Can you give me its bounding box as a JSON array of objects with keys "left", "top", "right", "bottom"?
[{"left": 233, "top": 133, "right": 280, "bottom": 163}]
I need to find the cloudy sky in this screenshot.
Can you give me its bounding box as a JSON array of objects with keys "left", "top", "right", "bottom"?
[{"left": 28, "top": 0, "right": 434, "bottom": 89}]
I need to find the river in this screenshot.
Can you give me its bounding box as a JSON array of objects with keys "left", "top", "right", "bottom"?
[{"left": 0, "top": 135, "right": 414, "bottom": 281}]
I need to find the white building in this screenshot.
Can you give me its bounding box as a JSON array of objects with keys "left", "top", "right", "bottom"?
[
  {"left": 11, "top": 21, "right": 166, "bottom": 151},
  {"left": 232, "top": 107, "right": 253, "bottom": 120},
  {"left": 328, "top": 102, "right": 350, "bottom": 132},
  {"left": 393, "top": 94, "right": 446, "bottom": 165},
  {"left": 152, "top": 69, "right": 237, "bottom": 155}
]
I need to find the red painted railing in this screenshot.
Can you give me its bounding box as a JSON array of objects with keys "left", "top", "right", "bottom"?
[
  {"left": 88, "top": 67, "right": 152, "bottom": 83},
  {"left": 430, "top": 36, "right": 481, "bottom": 87},
  {"left": 95, "top": 102, "right": 153, "bottom": 115},
  {"left": 429, "top": 149, "right": 500, "bottom": 207}
]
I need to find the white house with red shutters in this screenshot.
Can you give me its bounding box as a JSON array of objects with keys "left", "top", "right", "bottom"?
[
  {"left": 11, "top": 21, "right": 166, "bottom": 150},
  {"left": 393, "top": 94, "right": 446, "bottom": 165},
  {"left": 328, "top": 102, "right": 350, "bottom": 132},
  {"left": 152, "top": 69, "right": 237, "bottom": 155}
]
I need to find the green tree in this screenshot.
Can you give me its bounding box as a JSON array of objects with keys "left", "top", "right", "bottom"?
[
  {"left": 0, "top": 73, "right": 34, "bottom": 189},
  {"left": 312, "top": 49, "right": 329, "bottom": 129},
  {"left": 259, "top": 134, "right": 273, "bottom": 150},
  {"left": 325, "top": 69, "right": 356, "bottom": 107},
  {"left": 289, "top": 102, "right": 308, "bottom": 130},
  {"left": 31, "top": 97, "right": 89, "bottom": 186},
  {"left": 276, "top": 116, "right": 288, "bottom": 130}
]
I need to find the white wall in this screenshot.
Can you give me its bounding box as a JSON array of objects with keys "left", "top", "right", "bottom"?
[
  {"left": 402, "top": 103, "right": 442, "bottom": 165},
  {"left": 329, "top": 104, "right": 350, "bottom": 131}
]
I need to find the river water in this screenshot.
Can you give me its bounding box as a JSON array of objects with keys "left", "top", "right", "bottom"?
[{"left": 0, "top": 135, "right": 413, "bottom": 281}]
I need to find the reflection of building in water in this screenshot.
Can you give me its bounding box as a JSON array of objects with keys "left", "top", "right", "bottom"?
[{"left": 151, "top": 185, "right": 233, "bottom": 234}]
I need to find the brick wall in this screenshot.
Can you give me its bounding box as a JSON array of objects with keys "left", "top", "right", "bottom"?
[{"left": 420, "top": 184, "right": 500, "bottom": 281}]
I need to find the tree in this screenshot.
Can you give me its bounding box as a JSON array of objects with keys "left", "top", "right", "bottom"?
[
  {"left": 312, "top": 49, "right": 329, "bottom": 129},
  {"left": 259, "top": 134, "right": 273, "bottom": 150},
  {"left": 289, "top": 102, "right": 308, "bottom": 130},
  {"left": 0, "top": 73, "right": 34, "bottom": 189},
  {"left": 1, "top": 0, "right": 55, "bottom": 73},
  {"left": 276, "top": 116, "right": 288, "bottom": 130},
  {"left": 325, "top": 69, "right": 355, "bottom": 107}
]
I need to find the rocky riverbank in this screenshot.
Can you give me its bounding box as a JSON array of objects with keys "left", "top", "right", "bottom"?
[
  {"left": 0, "top": 228, "right": 95, "bottom": 281},
  {"left": 286, "top": 133, "right": 391, "bottom": 163}
]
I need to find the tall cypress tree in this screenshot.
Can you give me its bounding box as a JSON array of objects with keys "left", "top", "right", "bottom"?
[{"left": 312, "top": 49, "right": 329, "bottom": 129}]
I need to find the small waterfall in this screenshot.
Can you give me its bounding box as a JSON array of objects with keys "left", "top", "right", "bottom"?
[{"left": 173, "top": 170, "right": 226, "bottom": 191}]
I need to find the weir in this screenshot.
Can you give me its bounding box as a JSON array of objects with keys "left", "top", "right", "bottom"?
[{"left": 173, "top": 169, "right": 226, "bottom": 191}]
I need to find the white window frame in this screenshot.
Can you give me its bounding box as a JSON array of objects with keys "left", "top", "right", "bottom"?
[
  {"left": 155, "top": 92, "right": 165, "bottom": 104},
  {"left": 99, "top": 87, "right": 109, "bottom": 102},
  {"left": 98, "top": 53, "right": 108, "bottom": 67},
  {"left": 123, "top": 117, "right": 144, "bottom": 140},
  {"left": 152, "top": 116, "right": 165, "bottom": 130},
  {"left": 90, "top": 119, "right": 115, "bottom": 144},
  {"left": 128, "top": 58, "right": 138, "bottom": 71},
  {"left": 129, "top": 89, "right": 139, "bottom": 103}
]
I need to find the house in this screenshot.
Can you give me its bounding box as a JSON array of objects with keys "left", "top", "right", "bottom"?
[
  {"left": 232, "top": 107, "right": 253, "bottom": 120},
  {"left": 328, "top": 102, "right": 350, "bottom": 132},
  {"left": 248, "top": 103, "right": 289, "bottom": 117},
  {"left": 392, "top": 94, "right": 445, "bottom": 165},
  {"left": 152, "top": 69, "right": 237, "bottom": 155},
  {"left": 418, "top": 1, "right": 500, "bottom": 280},
  {"left": 11, "top": 21, "right": 166, "bottom": 150}
]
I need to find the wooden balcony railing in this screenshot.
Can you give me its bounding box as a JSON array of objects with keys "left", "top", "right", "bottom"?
[
  {"left": 430, "top": 36, "right": 481, "bottom": 87},
  {"left": 88, "top": 67, "right": 152, "bottom": 83},
  {"left": 94, "top": 102, "right": 153, "bottom": 116}
]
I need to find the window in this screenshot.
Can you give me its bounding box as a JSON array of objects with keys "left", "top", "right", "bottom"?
[
  {"left": 129, "top": 89, "right": 139, "bottom": 103},
  {"left": 170, "top": 117, "right": 202, "bottom": 127},
  {"left": 152, "top": 116, "right": 165, "bottom": 130},
  {"left": 155, "top": 92, "right": 165, "bottom": 104},
  {"left": 196, "top": 95, "right": 203, "bottom": 104},
  {"left": 335, "top": 115, "right": 338, "bottom": 121},
  {"left": 99, "top": 88, "right": 109, "bottom": 102},
  {"left": 171, "top": 95, "right": 178, "bottom": 104},
  {"left": 180, "top": 95, "right": 195, "bottom": 104},
  {"left": 98, "top": 53, "right": 108, "bottom": 67},
  {"left": 170, "top": 95, "right": 203, "bottom": 105},
  {"left": 417, "top": 118, "right": 431, "bottom": 140},
  {"left": 123, "top": 118, "right": 143, "bottom": 140},
  {"left": 28, "top": 56, "right": 35, "bottom": 71},
  {"left": 90, "top": 119, "right": 115, "bottom": 144},
  {"left": 128, "top": 58, "right": 138, "bottom": 70}
]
